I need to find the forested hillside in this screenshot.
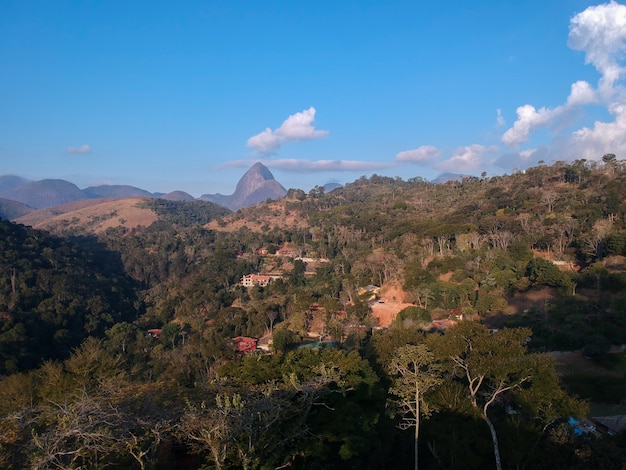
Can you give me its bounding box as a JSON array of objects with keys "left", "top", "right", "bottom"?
[
  {"left": 0, "top": 221, "right": 139, "bottom": 373},
  {"left": 1, "top": 159, "right": 626, "bottom": 469}
]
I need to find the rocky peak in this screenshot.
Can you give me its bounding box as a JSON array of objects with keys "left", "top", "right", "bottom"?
[
  {"left": 200, "top": 162, "right": 287, "bottom": 210},
  {"left": 234, "top": 162, "right": 277, "bottom": 196}
]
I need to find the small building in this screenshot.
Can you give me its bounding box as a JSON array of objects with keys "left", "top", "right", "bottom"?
[
  {"left": 358, "top": 285, "right": 380, "bottom": 300},
  {"left": 241, "top": 274, "right": 271, "bottom": 287},
  {"left": 241, "top": 273, "right": 282, "bottom": 287},
  {"left": 591, "top": 415, "right": 626, "bottom": 436},
  {"left": 233, "top": 336, "right": 258, "bottom": 354},
  {"left": 147, "top": 329, "right": 162, "bottom": 339}
]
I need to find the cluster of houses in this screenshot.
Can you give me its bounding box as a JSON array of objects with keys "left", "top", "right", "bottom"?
[{"left": 237, "top": 243, "right": 331, "bottom": 289}]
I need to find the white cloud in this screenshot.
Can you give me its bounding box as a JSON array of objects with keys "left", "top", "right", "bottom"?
[
  {"left": 519, "top": 148, "right": 537, "bottom": 160},
  {"left": 247, "top": 107, "right": 329, "bottom": 154},
  {"left": 395, "top": 145, "right": 441, "bottom": 163},
  {"left": 275, "top": 107, "right": 328, "bottom": 140},
  {"left": 568, "top": 0, "right": 626, "bottom": 89},
  {"left": 565, "top": 103, "right": 626, "bottom": 158},
  {"left": 502, "top": 2, "right": 626, "bottom": 152},
  {"left": 436, "top": 145, "right": 498, "bottom": 172},
  {"left": 502, "top": 104, "right": 555, "bottom": 146},
  {"left": 567, "top": 80, "right": 597, "bottom": 106},
  {"left": 67, "top": 144, "right": 91, "bottom": 154},
  {"left": 246, "top": 129, "right": 283, "bottom": 154},
  {"left": 501, "top": 80, "right": 597, "bottom": 147},
  {"left": 496, "top": 108, "right": 506, "bottom": 127},
  {"left": 224, "top": 158, "right": 396, "bottom": 172}
]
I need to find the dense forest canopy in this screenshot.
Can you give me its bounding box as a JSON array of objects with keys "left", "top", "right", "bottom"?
[
  {"left": 1, "top": 159, "right": 626, "bottom": 468},
  {"left": 0, "top": 221, "right": 139, "bottom": 373}
]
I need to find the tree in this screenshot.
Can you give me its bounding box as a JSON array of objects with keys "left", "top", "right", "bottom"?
[
  {"left": 395, "top": 306, "right": 431, "bottom": 329},
  {"left": 526, "top": 257, "right": 569, "bottom": 291},
  {"left": 104, "top": 322, "right": 138, "bottom": 356},
  {"left": 215, "top": 348, "right": 382, "bottom": 468},
  {"left": 387, "top": 344, "right": 442, "bottom": 470},
  {"left": 602, "top": 153, "right": 617, "bottom": 177},
  {"left": 177, "top": 395, "right": 234, "bottom": 470},
  {"left": 410, "top": 286, "right": 434, "bottom": 309},
  {"left": 30, "top": 390, "right": 123, "bottom": 470},
  {"left": 160, "top": 322, "right": 182, "bottom": 349},
  {"left": 584, "top": 218, "right": 613, "bottom": 260},
  {"left": 541, "top": 190, "right": 558, "bottom": 212},
  {"left": 428, "top": 322, "right": 561, "bottom": 470},
  {"left": 272, "top": 327, "right": 296, "bottom": 353}
]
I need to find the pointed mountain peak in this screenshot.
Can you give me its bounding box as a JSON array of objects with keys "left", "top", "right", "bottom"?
[
  {"left": 245, "top": 162, "right": 275, "bottom": 181},
  {"left": 200, "top": 162, "right": 286, "bottom": 210},
  {"left": 234, "top": 162, "right": 277, "bottom": 194}
]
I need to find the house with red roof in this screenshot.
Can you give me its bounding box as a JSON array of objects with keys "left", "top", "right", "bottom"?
[{"left": 233, "top": 336, "right": 258, "bottom": 354}]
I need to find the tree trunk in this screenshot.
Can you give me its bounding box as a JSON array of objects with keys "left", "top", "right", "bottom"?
[
  {"left": 10, "top": 268, "right": 17, "bottom": 293},
  {"left": 415, "top": 388, "right": 419, "bottom": 470},
  {"left": 483, "top": 413, "right": 502, "bottom": 470}
]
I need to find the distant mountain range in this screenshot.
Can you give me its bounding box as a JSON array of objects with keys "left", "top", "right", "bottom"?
[
  {"left": 0, "top": 164, "right": 461, "bottom": 218},
  {"left": 0, "top": 163, "right": 288, "bottom": 215},
  {"left": 0, "top": 177, "right": 154, "bottom": 211}
]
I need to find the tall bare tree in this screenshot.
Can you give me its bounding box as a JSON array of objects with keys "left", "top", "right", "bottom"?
[
  {"left": 387, "top": 344, "right": 442, "bottom": 470},
  {"left": 429, "top": 323, "right": 539, "bottom": 470}
]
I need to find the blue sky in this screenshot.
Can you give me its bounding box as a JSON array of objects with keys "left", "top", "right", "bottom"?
[{"left": 2, "top": 1, "right": 626, "bottom": 196}]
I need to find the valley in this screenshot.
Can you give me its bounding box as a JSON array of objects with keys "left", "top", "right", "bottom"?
[{"left": 1, "top": 160, "right": 626, "bottom": 468}]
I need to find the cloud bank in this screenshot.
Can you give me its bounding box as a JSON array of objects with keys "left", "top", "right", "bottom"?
[
  {"left": 501, "top": 1, "right": 626, "bottom": 161},
  {"left": 67, "top": 144, "right": 92, "bottom": 154},
  {"left": 247, "top": 107, "right": 329, "bottom": 154},
  {"left": 395, "top": 145, "right": 441, "bottom": 163},
  {"left": 436, "top": 145, "right": 499, "bottom": 172},
  {"left": 225, "top": 158, "right": 395, "bottom": 172}
]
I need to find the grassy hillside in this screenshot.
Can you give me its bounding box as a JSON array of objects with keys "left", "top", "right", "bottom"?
[{"left": 14, "top": 197, "right": 231, "bottom": 236}]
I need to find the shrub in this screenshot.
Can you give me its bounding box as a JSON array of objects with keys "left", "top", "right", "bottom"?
[{"left": 395, "top": 306, "right": 431, "bottom": 327}]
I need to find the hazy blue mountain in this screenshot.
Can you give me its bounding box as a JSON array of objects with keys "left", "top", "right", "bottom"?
[
  {"left": 323, "top": 182, "right": 343, "bottom": 192},
  {"left": 83, "top": 185, "right": 153, "bottom": 198},
  {"left": 431, "top": 172, "right": 468, "bottom": 183},
  {"left": 0, "top": 175, "right": 31, "bottom": 193},
  {"left": 160, "top": 190, "right": 196, "bottom": 201},
  {"left": 0, "top": 164, "right": 295, "bottom": 211},
  {"left": 200, "top": 162, "right": 287, "bottom": 210},
  {"left": 0, "top": 179, "right": 86, "bottom": 209}
]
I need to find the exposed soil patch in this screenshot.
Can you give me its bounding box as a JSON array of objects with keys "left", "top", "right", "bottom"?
[
  {"left": 532, "top": 250, "right": 578, "bottom": 271},
  {"left": 369, "top": 283, "right": 413, "bottom": 327}
]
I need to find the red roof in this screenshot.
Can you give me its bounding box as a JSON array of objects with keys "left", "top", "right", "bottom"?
[
  {"left": 233, "top": 336, "right": 258, "bottom": 353},
  {"left": 147, "top": 329, "right": 162, "bottom": 339}
]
